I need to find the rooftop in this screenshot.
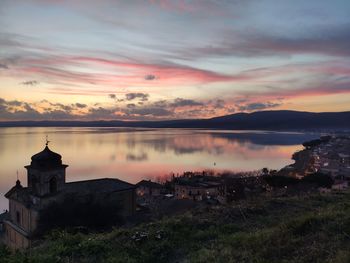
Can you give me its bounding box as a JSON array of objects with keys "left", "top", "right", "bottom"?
[
  {"left": 176, "top": 179, "right": 222, "bottom": 188},
  {"left": 136, "top": 180, "right": 163, "bottom": 189},
  {"left": 65, "top": 178, "right": 136, "bottom": 194},
  {"left": 5, "top": 178, "right": 135, "bottom": 208}
]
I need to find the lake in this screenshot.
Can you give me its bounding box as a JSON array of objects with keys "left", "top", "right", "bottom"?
[{"left": 0, "top": 127, "right": 320, "bottom": 211}]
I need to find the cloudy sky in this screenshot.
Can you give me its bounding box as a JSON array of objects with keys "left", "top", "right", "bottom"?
[{"left": 0, "top": 0, "right": 350, "bottom": 121}]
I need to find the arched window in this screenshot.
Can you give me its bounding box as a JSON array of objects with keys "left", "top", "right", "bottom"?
[
  {"left": 16, "top": 211, "right": 21, "bottom": 224},
  {"left": 31, "top": 177, "right": 38, "bottom": 193},
  {"left": 49, "top": 177, "right": 58, "bottom": 194}
]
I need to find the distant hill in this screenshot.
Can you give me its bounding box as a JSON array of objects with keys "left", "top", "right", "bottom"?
[{"left": 1, "top": 110, "right": 350, "bottom": 131}]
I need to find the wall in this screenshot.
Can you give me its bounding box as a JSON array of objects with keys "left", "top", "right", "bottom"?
[
  {"left": 109, "top": 189, "right": 136, "bottom": 216},
  {"left": 175, "top": 184, "right": 219, "bottom": 200},
  {"left": 137, "top": 186, "right": 161, "bottom": 196},
  {"left": 27, "top": 167, "right": 66, "bottom": 196},
  {"left": 9, "top": 199, "right": 38, "bottom": 233},
  {"left": 3, "top": 222, "right": 30, "bottom": 250},
  {"left": 175, "top": 185, "right": 204, "bottom": 199}
]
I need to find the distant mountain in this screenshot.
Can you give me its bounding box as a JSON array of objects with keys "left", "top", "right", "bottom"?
[
  {"left": 1, "top": 110, "right": 350, "bottom": 131},
  {"left": 206, "top": 110, "right": 350, "bottom": 130}
]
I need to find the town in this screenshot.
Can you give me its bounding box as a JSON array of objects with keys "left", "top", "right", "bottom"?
[
  {"left": 136, "top": 135, "right": 350, "bottom": 209},
  {"left": 278, "top": 135, "right": 350, "bottom": 186},
  {"left": 0, "top": 135, "right": 349, "bottom": 250}
]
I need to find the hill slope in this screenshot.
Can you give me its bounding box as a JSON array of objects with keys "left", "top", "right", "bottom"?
[
  {"left": 1, "top": 110, "right": 350, "bottom": 130},
  {"left": 2, "top": 191, "right": 350, "bottom": 263}
]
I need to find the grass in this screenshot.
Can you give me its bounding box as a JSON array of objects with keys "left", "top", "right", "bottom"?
[{"left": 1, "top": 191, "right": 350, "bottom": 263}]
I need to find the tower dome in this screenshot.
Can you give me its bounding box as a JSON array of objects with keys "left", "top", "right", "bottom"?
[
  {"left": 30, "top": 145, "right": 63, "bottom": 169},
  {"left": 25, "top": 140, "right": 68, "bottom": 197}
]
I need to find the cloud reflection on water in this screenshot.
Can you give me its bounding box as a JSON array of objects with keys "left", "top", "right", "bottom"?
[{"left": 0, "top": 128, "right": 320, "bottom": 211}]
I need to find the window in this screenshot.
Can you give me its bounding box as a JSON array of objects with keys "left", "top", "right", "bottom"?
[
  {"left": 49, "top": 177, "right": 58, "bottom": 193},
  {"left": 32, "top": 177, "right": 38, "bottom": 193},
  {"left": 16, "top": 211, "right": 21, "bottom": 225}
]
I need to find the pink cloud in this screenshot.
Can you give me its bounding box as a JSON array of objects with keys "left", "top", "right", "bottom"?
[
  {"left": 10, "top": 55, "right": 247, "bottom": 94},
  {"left": 7, "top": 53, "right": 350, "bottom": 100},
  {"left": 72, "top": 56, "right": 239, "bottom": 84}
]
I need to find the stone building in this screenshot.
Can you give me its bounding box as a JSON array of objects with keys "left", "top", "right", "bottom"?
[
  {"left": 174, "top": 180, "right": 222, "bottom": 201},
  {"left": 136, "top": 180, "right": 164, "bottom": 197},
  {"left": 2, "top": 143, "right": 136, "bottom": 250}
]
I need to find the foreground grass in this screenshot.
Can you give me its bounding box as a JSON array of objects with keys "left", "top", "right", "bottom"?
[{"left": 1, "top": 191, "right": 350, "bottom": 263}]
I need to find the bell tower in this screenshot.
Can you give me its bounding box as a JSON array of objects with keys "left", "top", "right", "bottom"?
[{"left": 25, "top": 139, "right": 68, "bottom": 197}]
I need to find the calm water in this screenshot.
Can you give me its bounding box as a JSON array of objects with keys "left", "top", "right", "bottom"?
[{"left": 0, "top": 127, "right": 320, "bottom": 211}]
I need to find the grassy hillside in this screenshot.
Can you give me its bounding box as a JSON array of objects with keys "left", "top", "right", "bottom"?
[{"left": 2, "top": 191, "right": 350, "bottom": 263}]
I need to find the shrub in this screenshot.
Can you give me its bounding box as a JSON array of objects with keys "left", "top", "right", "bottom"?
[
  {"left": 264, "top": 175, "right": 299, "bottom": 187},
  {"left": 302, "top": 172, "right": 334, "bottom": 188}
]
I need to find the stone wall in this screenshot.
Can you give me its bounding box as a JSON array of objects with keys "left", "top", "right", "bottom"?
[
  {"left": 9, "top": 199, "right": 38, "bottom": 233},
  {"left": 3, "top": 221, "right": 30, "bottom": 250}
]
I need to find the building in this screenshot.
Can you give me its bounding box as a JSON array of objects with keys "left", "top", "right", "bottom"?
[
  {"left": 0, "top": 211, "right": 9, "bottom": 244},
  {"left": 136, "top": 180, "right": 164, "bottom": 197},
  {"left": 2, "top": 143, "right": 136, "bottom": 250},
  {"left": 174, "top": 176, "right": 222, "bottom": 201}
]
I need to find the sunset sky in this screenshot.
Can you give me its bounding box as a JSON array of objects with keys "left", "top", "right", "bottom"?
[{"left": 0, "top": 0, "right": 350, "bottom": 121}]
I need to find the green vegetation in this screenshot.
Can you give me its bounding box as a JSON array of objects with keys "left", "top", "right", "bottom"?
[
  {"left": 37, "top": 196, "right": 123, "bottom": 234},
  {"left": 2, "top": 191, "right": 350, "bottom": 263},
  {"left": 264, "top": 175, "right": 299, "bottom": 187},
  {"left": 302, "top": 173, "right": 334, "bottom": 188}
]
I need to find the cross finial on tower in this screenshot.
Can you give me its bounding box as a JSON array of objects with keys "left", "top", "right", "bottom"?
[
  {"left": 15, "top": 170, "right": 21, "bottom": 187},
  {"left": 46, "top": 135, "right": 50, "bottom": 146}
]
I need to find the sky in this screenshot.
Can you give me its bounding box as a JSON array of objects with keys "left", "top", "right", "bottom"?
[{"left": 0, "top": 0, "right": 350, "bottom": 121}]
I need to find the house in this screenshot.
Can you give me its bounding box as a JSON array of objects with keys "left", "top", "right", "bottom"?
[
  {"left": 136, "top": 180, "right": 164, "bottom": 197},
  {"left": 3, "top": 143, "right": 136, "bottom": 250},
  {"left": 174, "top": 177, "right": 222, "bottom": 201}
]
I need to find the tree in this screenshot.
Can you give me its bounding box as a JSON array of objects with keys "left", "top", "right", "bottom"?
[{"left": 262, "top": 168, "right": 269, "bottom": 176}]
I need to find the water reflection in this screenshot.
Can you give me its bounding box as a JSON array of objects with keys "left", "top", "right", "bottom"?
[
  {"left": 0, "top": 128, "right": 320, "bottom": 210},
  {"left": 126, "top": 152, "right": 148, "bottom": 162},
  {"left": 210, "top": 132, "right": 317, "bottom": 146}
]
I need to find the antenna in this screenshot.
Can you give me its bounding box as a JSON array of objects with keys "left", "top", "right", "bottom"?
[{"left": 16, "top": 170, "right": 19, "bottom": 180}]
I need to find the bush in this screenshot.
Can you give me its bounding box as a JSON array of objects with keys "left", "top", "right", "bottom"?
[
  {"left": 0, "top": 245, "right": 10, "bottom": 258},
  {"left": 302, "top": 172, "right": 334, "bottom": 188},
  {"left": 37, "top": 195, "right": 124, "bottom": 234},
  {"left": 264, "top": 175, "right": 299, "bottom": 187}
]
